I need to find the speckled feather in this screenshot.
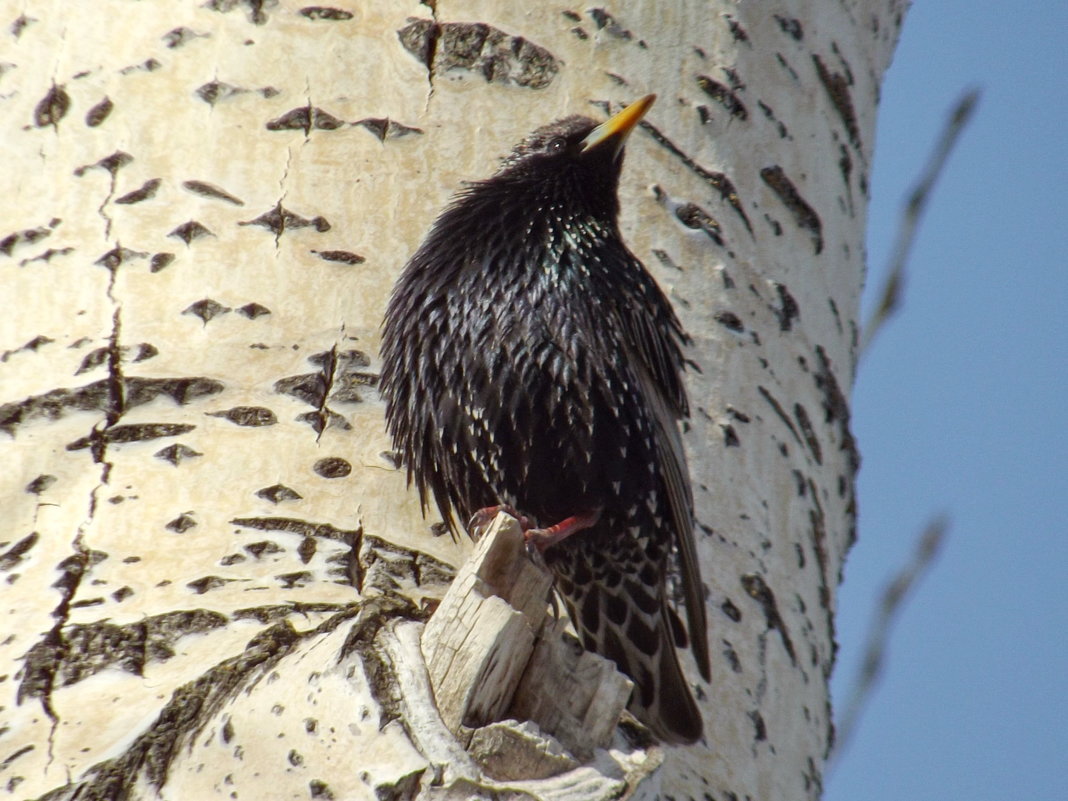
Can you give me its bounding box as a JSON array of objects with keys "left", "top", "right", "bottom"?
[{"left": 380, "top": 112, "right": 710, "bottom": 744}]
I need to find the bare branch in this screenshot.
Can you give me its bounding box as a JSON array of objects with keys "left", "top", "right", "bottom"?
[
  {"left": 829, "top": 515, "right": 949, "bottom": 769},
  {"left": 861, "top": 89, "right": 980, "bottom": 356}
]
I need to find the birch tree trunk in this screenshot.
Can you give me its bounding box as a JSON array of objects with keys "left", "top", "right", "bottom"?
[{"left": 1, "top": 1, "right": 904, "bottom": 798}]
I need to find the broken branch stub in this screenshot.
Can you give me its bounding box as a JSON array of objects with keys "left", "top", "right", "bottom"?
[{"left": 420, "top": 513, "right": 632, "bottom": 757}]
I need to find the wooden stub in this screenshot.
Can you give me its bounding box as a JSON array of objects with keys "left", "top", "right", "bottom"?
[
  {"left": 421, "top": 512, "right": 633, "bottom": 762},
  {"left": 421, "top": 513, "right": 553, "bottom": 733},
  {"left": 509, "top": 618, "right": 634, "bottom": 759}
]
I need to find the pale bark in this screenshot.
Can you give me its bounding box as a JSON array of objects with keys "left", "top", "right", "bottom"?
[{"left": 1, "top": 1, "right": 905, "bottom": 799}]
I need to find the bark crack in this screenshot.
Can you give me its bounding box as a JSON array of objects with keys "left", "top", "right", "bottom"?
[
  {"left": 420, "top": 0, "right": 439, "bottom": 108},
  {"left": 274, "top": 150, "right": 293, "bottom": 251},
  {"left": 313, "top": 342, "right": 339, "bottom": 444},
  {"left": 31, "top": 301, "right": 128, "bottom": 760}
]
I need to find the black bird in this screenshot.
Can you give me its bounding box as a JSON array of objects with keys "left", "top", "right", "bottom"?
[{"left": 380, "top": 95, "right": 710, "bottom": 744}]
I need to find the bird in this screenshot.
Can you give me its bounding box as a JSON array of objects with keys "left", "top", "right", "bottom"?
[{"left": 379, "top": 95, "right": 710, "bottom": 744}]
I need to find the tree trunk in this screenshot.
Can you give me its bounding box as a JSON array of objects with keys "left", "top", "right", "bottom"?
[{"left": 1, "top": 1, "right": 904, "bottom": 798}]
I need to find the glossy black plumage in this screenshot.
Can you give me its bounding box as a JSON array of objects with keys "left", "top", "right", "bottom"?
[{"left": 380, "top": 98, "right": 710, "bottom": 744}]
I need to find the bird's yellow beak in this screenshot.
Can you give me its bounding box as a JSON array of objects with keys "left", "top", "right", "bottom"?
[{"left": 580, "top": 94, "right": 656, "bottom": 156}]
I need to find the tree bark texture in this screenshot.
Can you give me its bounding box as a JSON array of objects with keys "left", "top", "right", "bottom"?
[{"left": 0, "top": 1, "right": 905, "bottom": 798}]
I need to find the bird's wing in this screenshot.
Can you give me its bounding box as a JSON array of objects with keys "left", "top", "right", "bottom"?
[
  {"left": 628, "top": 350, "right": 711, "bottom": 682},
  {"left": 612, "top": 253, "right": 691, "bottom": 419}
]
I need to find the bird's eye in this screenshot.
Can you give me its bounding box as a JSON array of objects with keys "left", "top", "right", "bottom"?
[{"left": 547, "top": 137, "right": 567, "bottom": 153}]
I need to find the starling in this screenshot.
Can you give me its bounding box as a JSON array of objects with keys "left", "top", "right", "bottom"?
[{"left": 380, "top": 95, "right": 710, "bottom": 744}]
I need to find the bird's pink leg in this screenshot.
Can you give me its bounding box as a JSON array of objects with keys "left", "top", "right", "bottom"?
[{"left": 525, "top": 509, "right": 602, "bottom": 554}]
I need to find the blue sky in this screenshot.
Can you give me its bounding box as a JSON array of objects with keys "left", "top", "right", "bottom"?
[{"left": 827, "top": 3, "right": 1067, "bottom": 799}]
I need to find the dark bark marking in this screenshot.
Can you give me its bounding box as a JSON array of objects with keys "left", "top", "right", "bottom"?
[
  {"left": 727, "top": 406, "right": 750, "bottom": 423},
  {"left": 95, "top": 245, "right": 148, "bottom": 271},
  {"left": 75, "top": 347, "right": 109, "bottom": 375},
  {"left": 760, "top": 166, "right": 823, "bottom": 254},
  {"left": 354, "top": 118, "right": 423, "bottom": 141},
  {"left": 237, "top": 303, "right": 271, "bottom": 319},
  {"left": 757, "top": 385, "right": 802, "bottom": 447},
  {"left": 196, "top": 80, "right": 241, "bottom": 105},
  {"left": 206, "top": 406, "right": 277, "bottom": 427},
  {"left": 300, "top": 7, "right": 354, "bottom": 21},
  {"left": 16, "top": 539, "right": 100, "bottom": 721},
  {"left": 1, "top": 376, "right": 222, "bottom": 435},
  {"left": 358, "top": 534, "right": 454, "bottom": 598},
  {"left": 714, "top": 310, "right": 744, "bottom": 332},
  {"left": 772, "top": 281, "right": 800, "bottom": 331},
  {"left": 162, "top": 27, "right": 205, "bottom": 48},
  {"left": 26, "top": 474, "right": 57, "bottom": 494},
  {"left": 296, "top": 409, "right": 351, "bottom": 433},
  {"left": 793, "top": 403, "right": 822, "bottom": 464},
  {"left": 774, "top": 15, "right": 803, "bottom": 40},
  {"left": 169, "top": 220, "right": 214, "bottom": 245},
  {"left": 312, "top": 249, "right": 365, "bottom": 265},
  {"left": 188, "top": 575, "right": 232, "bottom": 594},
  {"left": 231, "top": 517, "right": 360, "bottom": 543},
  {"left": 239, "top": 204, "right": 330, "bottom": 236},
  {"left": 814, "top": 345, "right": 859, "bottom": 476},
  {"left": 724, "top": 14, "right": 749, "bottom": 43},
  {"left": 182, "top": 180, "right": 244, "bottom": 205},
  {"left": 587, "top": 8, "right": 632, "bottom": 39},
  {"left": 183, "top": 298, "right": 230, "bottom": 323},
  {"left": 66, "top": 423, "right": 196, "bottom": 451},
  {"left": 19, "top": 609, "right": 228, "bottom": 719},
  {"left": 1, "top": 532, "right": 39, "bottom": 571},
  {"left": 166, "top": 513, "right": 197, "bottom": 533},
  {"left": 748, "top": 709, "right": 768, "bottom": 741},
  {"left": 266, "top": 105, "right": 344, "bottom": 134},
  {"left": 312, "top": 457, "right": 351, "bottom": 478},
  {"left": 34, "top": 83, "right": 70, "bottom": 129},
  {"left": 398, "top": 20, "right": 559, "bottom": 90},
  {"left": 275, "top": 373, "right": 328, "bottom": 408},
  {"left": 276, "top": 571, "right": 313, "bottom": 589},
  {"left": 813, "top": 54, "right": 861, "bottom": 150},
  {"left": 203, "top": 0, "right": 274, "bottom": 26},
  {"left": 296, "top": 535, "right": 317, "bottom": 563},
  {"left": 1, "top": 218, "right": 59, "bottom": 256},
  {"left": 11, "top": 14, "right": 35, "bottom": 38},
  {"left": 85, "top": 97, "right": 114, "bottom": 127},
  {"left": 154, "top": 443, "right": 202, "bottom": 466},
  {"left": 696, "top": 75, "right": 747, "bottom": 120},
  {"left": 245, "top": 540, "right": 285, "bottom": 559},
  {"left": 115, "top": 178, "right": 161, "bottom": 205},
  {"left": 73, "top": 151, "right": 133, "bottom": 178},
  {"left": 756, "top": 100, "right": 791, "bottom": 139},
  {"left": 675, "top": 201, "right": 724, "bottom": 246},
  {"left": 721, "top": 424, "right": 740, "bottom": 447},
  {"left": 741, "top": 573, "right": 797, "bottom": 665},
  {"left": 119, "top": 58, "right": 161, "bottom": 75},
  {"left": 151, "top": 252, "right": 175, "bottom": 272},
  {"left": 720, "top": 599, "right": 741, "bottom": 622}
]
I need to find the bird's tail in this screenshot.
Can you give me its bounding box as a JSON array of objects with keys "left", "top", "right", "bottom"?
[{"left": 554, "top": 563, "right": 704, "bottom": 745}]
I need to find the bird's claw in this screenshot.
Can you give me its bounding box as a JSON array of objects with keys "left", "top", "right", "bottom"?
[
  {"left": 523, "top": 530, "right": 550, "bottom": 569},
  {"left": 467, "top": 504, "right": 531, "bottom": 540}
]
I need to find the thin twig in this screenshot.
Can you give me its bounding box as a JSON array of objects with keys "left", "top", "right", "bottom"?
[
  {"left": 860, "top": 89, "right": 980, "bottom": 356},
  {"left": 829, "top": 515, "right": 949, "bottom": 769}
]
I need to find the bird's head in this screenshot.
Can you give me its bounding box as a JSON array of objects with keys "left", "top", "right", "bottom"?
[{"left": 485, "top": 95, "right": 656, "bottom": 220}]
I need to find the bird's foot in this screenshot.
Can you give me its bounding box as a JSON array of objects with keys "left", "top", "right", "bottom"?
[
  {"left": 523, "top": 509, "right": 602, "bottom": 556},
  {"left": 467, "top": 504, "right": 533, "bottom": 539}
]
